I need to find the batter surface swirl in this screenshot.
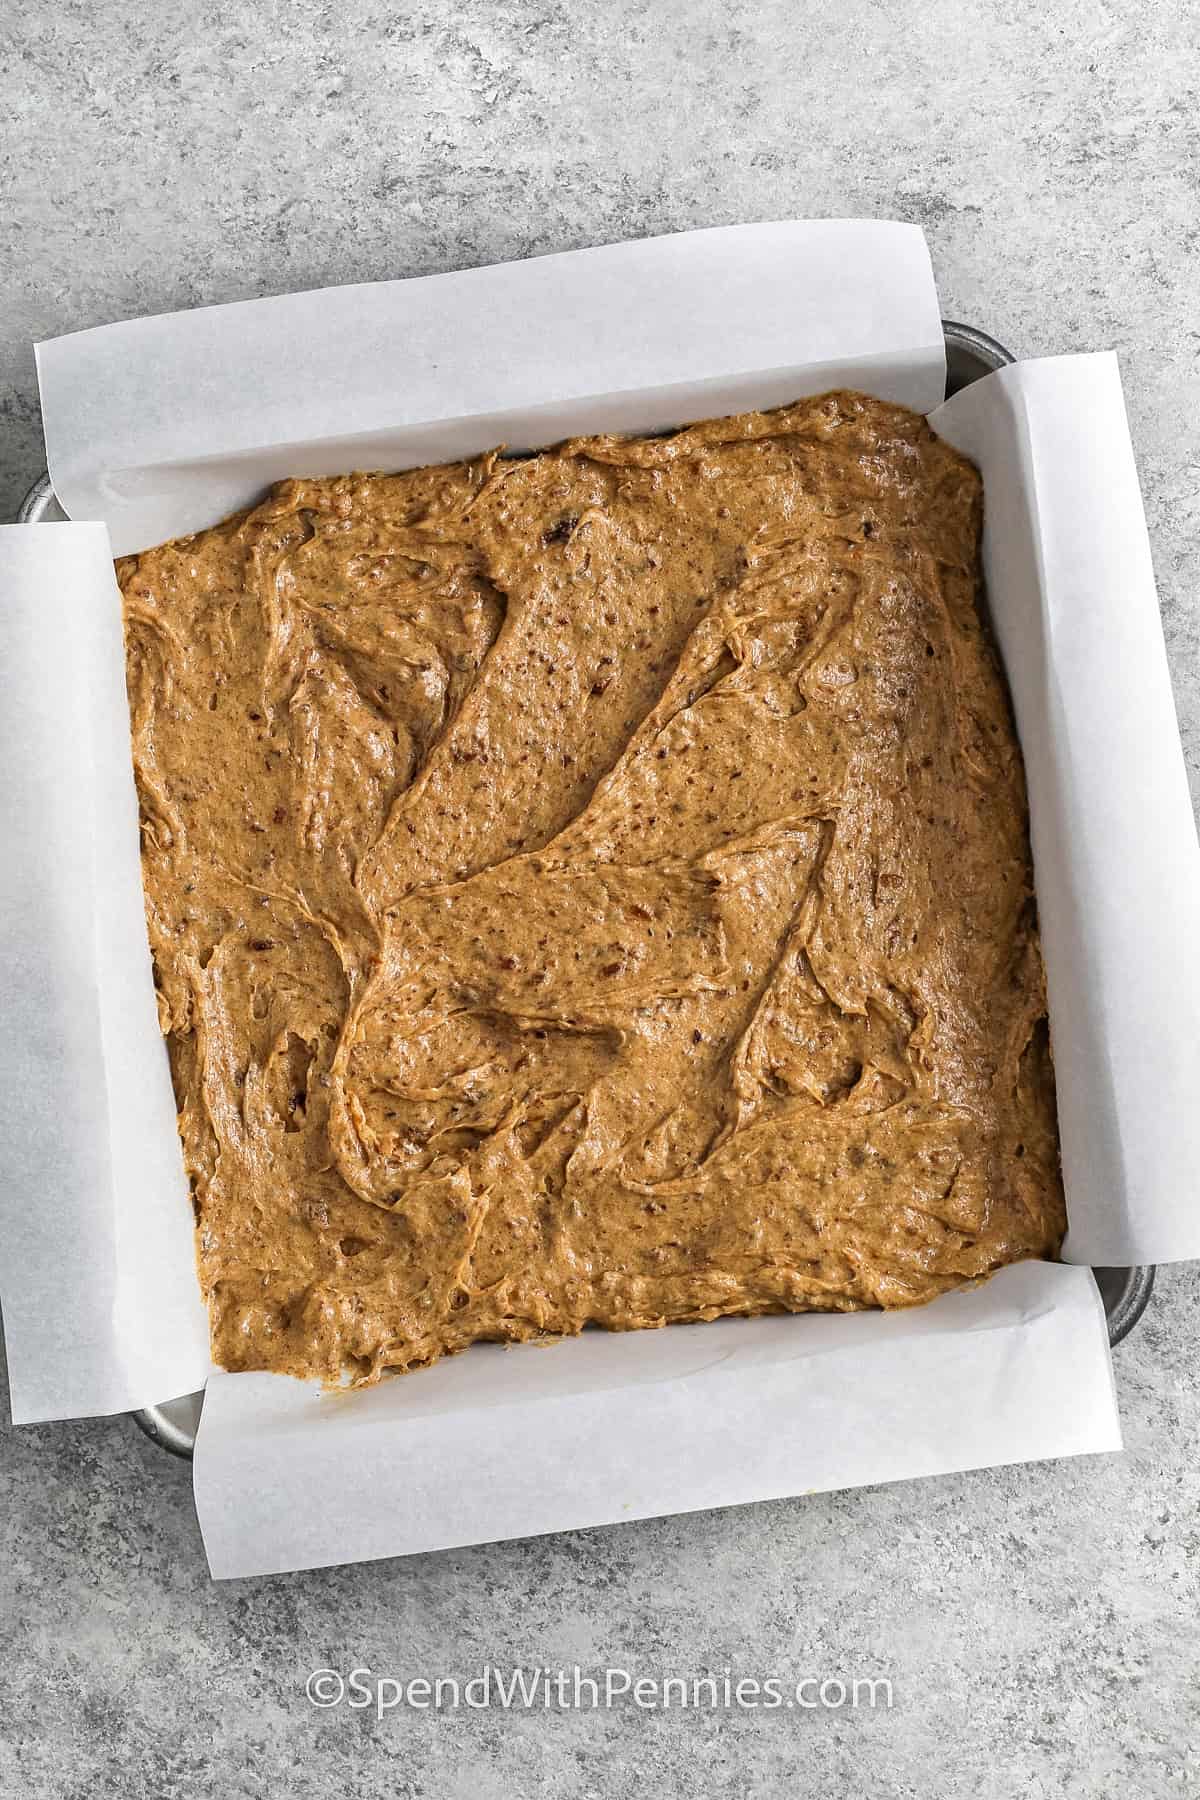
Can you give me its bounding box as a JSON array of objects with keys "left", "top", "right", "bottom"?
[{"left": 118, "top": 392, "right": 1064, "bottom": 1383}]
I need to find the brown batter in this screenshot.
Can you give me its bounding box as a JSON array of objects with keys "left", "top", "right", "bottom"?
[{"left": 117, "top": 392, "right": 1064, "bottom": 1385}]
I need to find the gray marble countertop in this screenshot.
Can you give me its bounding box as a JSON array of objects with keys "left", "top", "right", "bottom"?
[{"left": 2, "top": 3, "right": 1198, "bottom": 1794}]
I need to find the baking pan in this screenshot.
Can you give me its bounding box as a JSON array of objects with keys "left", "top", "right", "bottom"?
[{"left": 14, "top": 320, "right": 1156, "bottom": 1459}]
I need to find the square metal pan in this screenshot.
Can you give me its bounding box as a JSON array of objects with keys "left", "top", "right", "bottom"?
[{"left": 15, "top": 320, "right": 1156, "bottom": 1458}]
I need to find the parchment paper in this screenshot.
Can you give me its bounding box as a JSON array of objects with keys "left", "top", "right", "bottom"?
[
  {"left": 195, "top": 1262, "right": 1117, "bottom": 1579},
  {"left": 0, "top": 526, "right": 209, "bottom": 1422},
  {"left": 933, "top": 357, "right": 1200, "bottom": 1265},
  {"left": 6, "top": 220, "right": 1192, "bottom": 1575},
  {"left": 36, "top": 219, "right": 946, "bottom": 556}
]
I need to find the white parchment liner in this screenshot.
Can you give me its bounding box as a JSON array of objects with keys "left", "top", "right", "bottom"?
[
  {"left": 3, "top": 220, "right": 1194, "bottom": 1575},
  {"left": 0, "top": 525, "right": 208, "bottom": 1421}
]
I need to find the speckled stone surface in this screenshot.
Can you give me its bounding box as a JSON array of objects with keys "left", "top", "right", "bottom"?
[{"left": 2, "top": 3, "right": 1199, "bottom": 1794}]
